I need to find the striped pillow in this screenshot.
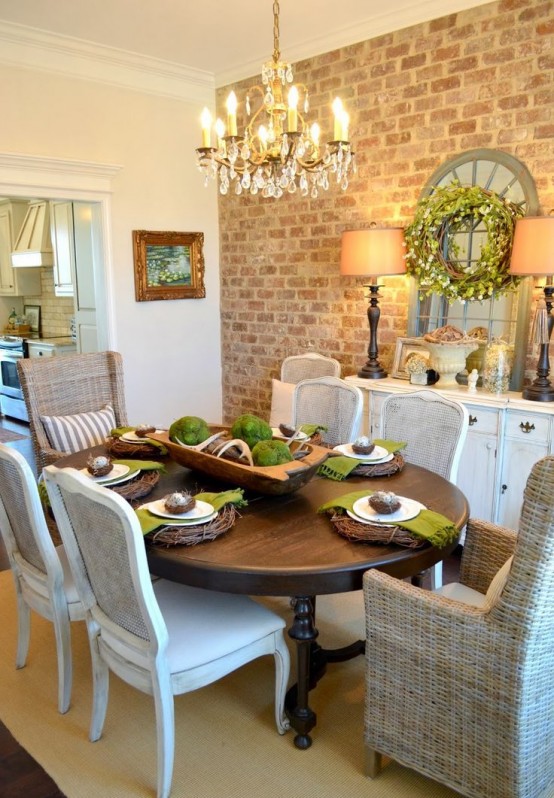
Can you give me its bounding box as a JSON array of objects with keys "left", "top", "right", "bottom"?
[{"left": 41, "top": 404, "right": 116, "bottom": 454}]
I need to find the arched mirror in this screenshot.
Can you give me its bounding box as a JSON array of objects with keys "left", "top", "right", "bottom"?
[{"left": 407, "top": 149, "right": 539, "bottom": 390}]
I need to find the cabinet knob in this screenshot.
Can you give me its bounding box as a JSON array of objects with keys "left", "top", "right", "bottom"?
[
  {"left": 501, "top": 484, "right": 508, "bottom": 494},
  {"left": 519, "top": 421, "right": 535, "bottom": 434},
  {"left": 469, "top": 415, "right": 477, "bottom": 426}
]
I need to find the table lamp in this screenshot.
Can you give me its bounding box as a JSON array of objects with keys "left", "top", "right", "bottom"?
[
  {"left": 340, "top": 227, "right": 406, "bottom": 379},
  {"left": 509, "top": 215, "right": 554, "bottom": 402}
]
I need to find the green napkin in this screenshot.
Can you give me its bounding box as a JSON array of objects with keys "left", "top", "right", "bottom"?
[
  {"left": 318, "top": 489, "right": 458, "bottom": 548},
  {"left": 136, "top": 488, "right": 247, "bottom": 536},
  {"left": 317, "top": 440, "right": 406, "bottom": 481},
  {"left": 110, "top": 426, "right": 168, "bottom": 455},
  {"left": 112, "top": 459, "right": 166, "bottom": 474},
  {"left": 300, "top": 423, "right": 328, "bottom": 437}
]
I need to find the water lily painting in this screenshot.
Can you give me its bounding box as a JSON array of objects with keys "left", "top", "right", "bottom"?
[{"left": 133, "top": 230, "right": 205, "bottom": 301}]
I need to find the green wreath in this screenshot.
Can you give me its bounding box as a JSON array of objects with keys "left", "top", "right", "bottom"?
[{"left": 404, "top": 182, "right": 524, "bottom": 302}]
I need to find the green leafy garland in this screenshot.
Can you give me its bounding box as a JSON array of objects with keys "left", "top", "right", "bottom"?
[{"left": 404, "top": 182, "right": 524, "bottom": 302}]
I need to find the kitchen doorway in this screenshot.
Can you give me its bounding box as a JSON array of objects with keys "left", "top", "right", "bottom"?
[{"left": 0, "top": 152, "right": 121, "bottom": 352}]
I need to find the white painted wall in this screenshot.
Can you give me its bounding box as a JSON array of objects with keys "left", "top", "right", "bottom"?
[{"left": 0, "top": 62, "right": 222, "bottom": 427}]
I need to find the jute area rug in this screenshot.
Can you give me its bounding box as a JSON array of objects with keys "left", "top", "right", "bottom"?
[{"left": 0, "top": 570, "right": 460, "bottom": 798}]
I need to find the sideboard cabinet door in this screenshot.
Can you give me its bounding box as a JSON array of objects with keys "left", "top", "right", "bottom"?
[
  {"left": 496, "top": 410, "right": 552, "bottom": 530},
  {"left": 456, "top": 406, "right": 500, "bottom": 523}
]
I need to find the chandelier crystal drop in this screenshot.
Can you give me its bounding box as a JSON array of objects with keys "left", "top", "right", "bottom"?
[{"left": 195, "top": 0, "right": 355, "bottom": 200}]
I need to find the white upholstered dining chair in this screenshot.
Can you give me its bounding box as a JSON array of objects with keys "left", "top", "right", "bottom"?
[
  {"left": 362, "top": 455, "right": 554, "bottom": 798},
  {"left": 291, "top": 376, "right": 363, "bottom": 447},
  {"left": 270, "top": 352, "right": 341, "bottom": 427},
  {"left": 0, "top": 443, "right": 85, "bottom": 713},
  {"left": 43, "top": 464, "right": 290, "bottom": 798},
  {"left": 379, "top": 389, "right": 469, "bottom": 587},
  {"left": 281, "top": 352, "right": 341, "bottom": 383}
]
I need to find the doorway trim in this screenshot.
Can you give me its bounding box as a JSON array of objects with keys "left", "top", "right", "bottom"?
[{"left": 0, "top": 152, "right": 123, "bottom": 349}]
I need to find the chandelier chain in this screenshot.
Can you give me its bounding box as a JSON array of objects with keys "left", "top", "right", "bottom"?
[{"left": 273, "top": 0, "right": 280, "bottom": 63}]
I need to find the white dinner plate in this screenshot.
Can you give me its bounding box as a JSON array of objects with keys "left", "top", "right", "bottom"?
[
  {"left": 141, "top": 499, "right": 216, "bottom": 522},
  {"left": 333, "top": 443, "right": 390, "bottom": 462},
  {"left": 271, "top": 427, "right": 309, "bottom": 441},
  {"left": 121, "top": 430, "right": 164, "bottom": 443},
  {"left": 348, "top": 495, "right": 426, "bottom": 525},
  {"left": 80, "top": 463, "right": 134, "bottom": 486}
]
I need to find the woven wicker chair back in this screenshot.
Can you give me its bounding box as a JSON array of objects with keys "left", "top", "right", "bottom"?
[
  {"left": 0, "top": 444, "right": 49, "bottom": 573},
  {"left": 379, "top": 389, "right": 468, "bottom": 483},
  {"left": 44, "top": 469, "right": 154, "bottom": 642},
  {"left": 498, "top": 455, "right": 554, "bottom": 625},
  {"left": 281, "top": 353, "right": 341, "bottom": 384},
  {"left": 363, "top": 455, "right": 554, "bottom": 798},
  {"left": 292, "top": 376, "right": 363, "bottom": 447},
  {"left": 18, "top": 351, "right": 128, "bottom": 472}
]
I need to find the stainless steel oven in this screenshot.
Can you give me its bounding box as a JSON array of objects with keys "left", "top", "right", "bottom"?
[{"left": 0, "top": 336, "right": 28, "bottom": 422}]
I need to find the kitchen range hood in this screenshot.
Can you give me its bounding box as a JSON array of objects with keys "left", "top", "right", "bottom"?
[{"left": 11, "top": 200, "right": 53, "bottom": 267}]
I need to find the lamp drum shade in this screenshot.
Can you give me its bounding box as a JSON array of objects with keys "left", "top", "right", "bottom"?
[
  {"left": 340, "top": 228, "right": 406, "bottom": 277},
  {"left": 509, "top": 216, "right": 554, "bottom": 276}
]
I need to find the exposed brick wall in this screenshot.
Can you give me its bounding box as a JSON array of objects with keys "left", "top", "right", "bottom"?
[{"left": 217, "top": 0, "right": 554, "bottom": 423}]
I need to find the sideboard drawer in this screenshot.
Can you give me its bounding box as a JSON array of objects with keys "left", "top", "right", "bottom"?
[
  {"left": 465, "top": 406, "right": 499, "bottom": 435},
  {"left": 504, "top": 411, "right": 551, "bottom": 440}
]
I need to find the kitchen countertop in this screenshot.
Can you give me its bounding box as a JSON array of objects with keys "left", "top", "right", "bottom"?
[{"left": 25, "top": 336, "right": 76, "bottom": 346}]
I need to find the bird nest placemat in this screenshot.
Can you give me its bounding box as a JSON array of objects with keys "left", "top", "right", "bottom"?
[
  {"left": 329, "top": 513, "right": 425, "bottom": 548},
  {"left": 145, "top": 504, "right": 238, "bottom": 547}
]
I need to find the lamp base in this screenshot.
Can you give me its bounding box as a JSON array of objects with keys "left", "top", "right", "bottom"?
[
  {"left": 357, "top": 362, "right": 388, "bottom": 379},
  {"left": 522, "top": 382, "right": 554, "bottom": 402}
]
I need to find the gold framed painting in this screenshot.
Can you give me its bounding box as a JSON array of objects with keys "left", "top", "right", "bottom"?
[{"left": 133, "top": 230, "right": 205, "bottom": 301}]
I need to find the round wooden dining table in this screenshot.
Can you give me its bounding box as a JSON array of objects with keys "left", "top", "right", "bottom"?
[{"left": 55, "top": 447, "right": 469, "bottom": 749}]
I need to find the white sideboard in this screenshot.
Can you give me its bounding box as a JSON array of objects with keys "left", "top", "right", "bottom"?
[{"left": 345, "top": 375, "right": 554, "bottom": 531}]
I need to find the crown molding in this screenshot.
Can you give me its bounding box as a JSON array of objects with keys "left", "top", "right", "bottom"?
[
  {"left": 214, "top": 0, "right": 494, "bottom": 87},
  {"left": 0, "top": 152, "right": 123, "bottom": 195},
  {"left": 0, "top": 20, "right": 215, "bottom": 104}
]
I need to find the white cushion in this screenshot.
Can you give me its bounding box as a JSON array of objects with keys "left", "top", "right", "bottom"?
[
  {"left": 153, "top": 579, "right": 286, "bottom": 673},
  {"left": 434, "top": 556, "right": 513, "bottom": 609},
  {"left": 485, "top": 555, "right": 513, "bottom": 606},
  {"left": 269, "top": 379, "right": 295, "bottom": 427},
  {"left": 435, "top": 582, "right": 487, "bottom": 608},
  {"left": 41, "top": 404, "right": 116, "bottom": 453}
]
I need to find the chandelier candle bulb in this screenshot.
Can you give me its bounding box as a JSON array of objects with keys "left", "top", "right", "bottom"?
[
  {"left": 214, "top": 118, "right": 226, "bottom": 153},
  {"left": 333, "top": 98, "right": 344, "bottom": 141},
  {"left": 341, "top": 111, "right": 349, "bottom": 142},
  {"left": 287, "top": 86, "right": 298, "bottom": 133},
  {"left": 200, "top": 108, "right": 212, "bottom": 148},
  {"left": 226, "top": 92, "right": 238, "bottom": 137}
]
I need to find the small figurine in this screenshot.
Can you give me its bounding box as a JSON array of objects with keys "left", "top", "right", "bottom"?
[{"left": 467, "top": 368, "right": 479, "bottom": 392}]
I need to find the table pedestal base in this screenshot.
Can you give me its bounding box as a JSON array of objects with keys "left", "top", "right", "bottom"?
[{"left": 285, "top": 596, "right": 365, "bottom": 748}]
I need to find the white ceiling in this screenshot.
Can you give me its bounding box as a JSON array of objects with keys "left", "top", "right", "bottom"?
[{"left": 0, "top": 0, "right": 493, "bottom": 86}]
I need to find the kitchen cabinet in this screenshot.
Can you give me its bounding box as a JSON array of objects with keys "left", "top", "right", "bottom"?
[
  {"left": 49, "top": 201, "right": 99, "bottom": 352},
  {"left": 0, "top": 200, "right": 41, "bottom": 296},
  {"left": 49, "top": 201, "right": 75, "bottom": 296},
  {"left": 27, "top": 339, "right": 77, "bottom": 358},
  {"left": 346, "top": 376, "right": 554, "bottom": 530}
]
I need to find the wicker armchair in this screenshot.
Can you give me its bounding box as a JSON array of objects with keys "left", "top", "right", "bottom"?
[
  {"left": 281, "top": 352, "right": 341, "bottom": 383},
  {"left": 18, "top": 351, "right": 128, "bottom": 472},
  {"left": 363, "top": 455, "right": 554, "bottom": 798},
  {"left": 380, "top": 389, "right": 469, "bottom": 587},
  {"left": 292, "top": 376, "right": 363, "bottom": 447}
]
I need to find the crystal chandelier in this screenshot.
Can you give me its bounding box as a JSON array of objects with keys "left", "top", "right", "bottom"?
[{"left": 195, "top": 0, "right": 355, "bottom": 199}]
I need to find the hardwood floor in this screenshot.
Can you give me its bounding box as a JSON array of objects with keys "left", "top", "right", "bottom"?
[{"left": 0, "top": 414, "right": 461, "bottom": 798}]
